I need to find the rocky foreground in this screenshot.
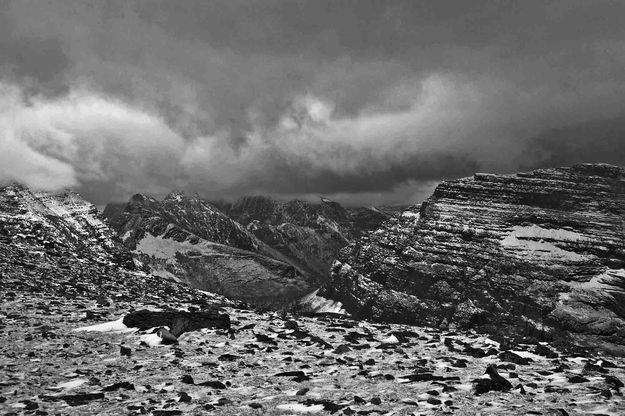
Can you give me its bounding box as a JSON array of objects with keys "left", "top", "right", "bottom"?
[{"left": 2, "top": 283, "right": 625, "bottom": 415}]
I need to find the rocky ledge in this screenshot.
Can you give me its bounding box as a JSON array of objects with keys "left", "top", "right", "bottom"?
[{"left": 322, "top": 164, "right": 625, "bottom": 353}]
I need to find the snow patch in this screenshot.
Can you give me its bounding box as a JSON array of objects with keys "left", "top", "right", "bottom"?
[
  {"left": 501, "top": 225, "right": 589, "bottom": 261},
  {"left": 134, "top": 234, "right": 198, "bottom": 259},
  {"left": 74, "top": 318, "right": 134, "bottom": 333},
  {"left": 299, "top": 289, "right": 347, "bottom": 314},
  {"left": 140, "top": 333, "right": 163, "bottom": 347},
  {"left": 53, "top": 379, "right": 88, "bottom": 390},
  {"left": 276, "top": 403, "right": 325, "bottom": 413},
  {"left": 401, "top": 210, "right": 419, "bottom": 219}
]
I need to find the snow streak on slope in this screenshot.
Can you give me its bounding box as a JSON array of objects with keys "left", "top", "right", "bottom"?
[{"left": 501, "top": 225, "right": 590, "bottom": 261}]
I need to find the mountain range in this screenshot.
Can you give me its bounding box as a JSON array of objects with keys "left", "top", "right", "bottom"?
[{"left": 102, "top": 193, "right": 388, "bottom": 304}]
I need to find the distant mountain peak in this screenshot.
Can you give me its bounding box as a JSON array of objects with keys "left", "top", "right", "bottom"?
[{"left": 164, "top": 190, "right": 186, "bottom": 202}]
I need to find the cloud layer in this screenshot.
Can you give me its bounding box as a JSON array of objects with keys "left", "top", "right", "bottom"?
[{"left": 2, "top": 0, "right": 625, "bottom": 205}]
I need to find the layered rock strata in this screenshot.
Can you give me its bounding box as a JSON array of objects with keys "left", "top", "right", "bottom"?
[{"left": 322, "top": 164, "right": 625, "bottom": 352}]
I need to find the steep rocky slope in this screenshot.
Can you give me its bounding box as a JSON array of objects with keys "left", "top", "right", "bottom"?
[
  {"left": 103, "top": 193, "right": 313, "bottom": 302},
  {"left": 322, "top": 164, "right": 625, "bottom": 353},
  {"left": 0, "top": 184, "right": 133, "bottom": 268},
  {"left": 215, "top": 195, "right": 388, "bottom": 281}
]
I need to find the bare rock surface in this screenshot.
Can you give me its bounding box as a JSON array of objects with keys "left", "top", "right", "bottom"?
[{"left": 322, "top": 164, "right": 625, "bottom": 353}]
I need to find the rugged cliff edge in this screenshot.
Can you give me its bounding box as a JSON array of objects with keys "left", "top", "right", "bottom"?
[{"left": 321, "top": 164, "right": 625, "bottom": 353}]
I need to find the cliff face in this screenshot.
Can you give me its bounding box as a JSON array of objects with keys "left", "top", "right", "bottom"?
[
  {"left": 103, "top": 193, "right": 313, "bottom": 302},
  {"left": 216, "top": 195, "right": 388, "bottom": 282},
  {"left": 322, "top": 164, "right": 625, "bottom": 352}
]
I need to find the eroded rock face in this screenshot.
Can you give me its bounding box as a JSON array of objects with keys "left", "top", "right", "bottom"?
[
  {"left": 103, "top": 192, "right": 314, "bottom": 302},
  {"left": 215, "top": 195, "right": 389, "bottom": 282},
  {"left": 322, "top": 164, "right": 625, "bottom": 352}
]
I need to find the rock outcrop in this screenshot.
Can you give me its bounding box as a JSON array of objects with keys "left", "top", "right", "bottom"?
[
  {"left": 0, "top": 184, "right": 133, "bottom": 268},
  {"left": 215, "top": 195, "right": 389, "bottom": 282},
  {"left": 0, "top": 183, "right": 230, "bottom": 310},
  {"left": 103, "top": 192, "right": 314, "bottom": 302},
  {"left": 322, "top": 164, "right": 625, "bottom": 352},
  {"left": 122, "top": 309, "right": 231, "bottom": 336}
]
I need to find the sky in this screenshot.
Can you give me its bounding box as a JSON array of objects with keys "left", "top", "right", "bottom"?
[{"left": 2, "top": 0, "right": 625, "bottom": 207}]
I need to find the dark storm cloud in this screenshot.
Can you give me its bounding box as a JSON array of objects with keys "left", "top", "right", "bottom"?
[
  {"left": 2, "top": 0, "right": 625, "bottom": 205},
  {"left": 522, "top": 117, "right": 625, "bottom": 169},
  {"left": 254, "top": 152, "right": 480, "bottom": 195}
]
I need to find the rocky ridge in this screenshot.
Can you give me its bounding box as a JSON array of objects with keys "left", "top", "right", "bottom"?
[
  {"left": 103, "top": 193, "right": 313, "bottom": 303},
  {"left": 0, "top": 184, "right": 133, "bottom": 268},
  {"left": 215, "top": 195, "right": 389, "bottom": 282},
  {"left": 322, "top": 164, "right": 625, "bottom": 354}
]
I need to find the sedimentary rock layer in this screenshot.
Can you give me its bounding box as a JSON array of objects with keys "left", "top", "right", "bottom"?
[{"left": 322, "top": 164, "right": 625, "bottom": 352}]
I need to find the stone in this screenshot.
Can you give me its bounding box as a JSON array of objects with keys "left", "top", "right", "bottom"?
[
  {"left": 102, "top": 381, "right": 135, "bottom": 391},
  {"left": 178, "top": 391, "right": 192, "bottom": 402},
  {"left": 198, "top": 380, "right": 227, "bottom": 389},
  {"left": 120, "top": 345, "right": 132, "bottom": 357},
  {"left": 499, "top": 351, "right": 533, "bottom": 365},
  {"left": 534, "top": 344, "right": 558, "bottom": 358},
  {"left": 568, "top": 375, "right": 590, "bottom": 383},
  {"left": 180, "top": 375, "right": 194, "bottom": 384},
  {"left": 474, "top": 365, "right": 513, "bottom": 395},
  {"left": 123, "top": 309, "right": 230, "bottom": 337}
]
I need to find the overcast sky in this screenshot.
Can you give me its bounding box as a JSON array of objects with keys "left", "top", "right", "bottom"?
[{"left": 2, "top": 0, "right": 625, "bottom": 206}]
